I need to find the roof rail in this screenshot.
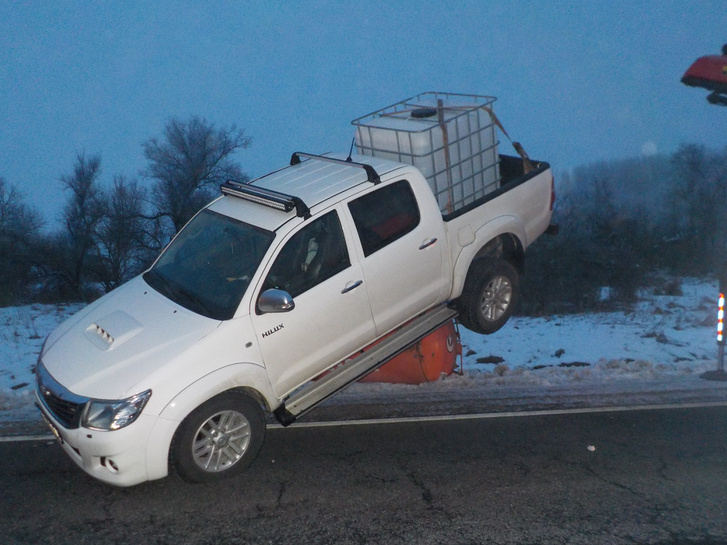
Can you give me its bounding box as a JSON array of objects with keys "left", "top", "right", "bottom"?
[
  {"left": 290, "top": 152, "right": 381, "bottom": 185},
  {"left": 221, "top": 180, "right": 311, "bottom": 219}
]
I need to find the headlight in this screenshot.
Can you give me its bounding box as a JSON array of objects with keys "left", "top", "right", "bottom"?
[{"left": 82, "top": 390, "right": 152, "bottom": 431}]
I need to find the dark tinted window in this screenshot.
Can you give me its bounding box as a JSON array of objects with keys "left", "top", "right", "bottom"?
[
  {"left": 262, "top": 211, "right": 350, "bottom": 298},
  {"left": 348, "top": 180, "right": 420, "bottom": 257}
]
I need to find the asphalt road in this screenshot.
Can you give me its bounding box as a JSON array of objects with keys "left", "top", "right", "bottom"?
[{"left": 2, "top": 405, "right": 727, "bottom": 545}]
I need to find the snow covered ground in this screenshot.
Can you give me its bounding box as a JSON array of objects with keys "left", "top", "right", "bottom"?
[
  {"left": 0, "top": 302, "right": 85, "bottom": 424},
  {"left": 1, "top": 278, "right": 724, "bottom": 431},
  {"left": 458, "top": 277, "right": 720, "bottom": 386}
]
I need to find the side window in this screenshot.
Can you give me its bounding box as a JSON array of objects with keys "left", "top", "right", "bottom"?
[
  {"left": 262, "top": 211, "right": 350, "bottom": 298},
  {"left": 348, "top": 180, "right": 420, "bottom": 257}
]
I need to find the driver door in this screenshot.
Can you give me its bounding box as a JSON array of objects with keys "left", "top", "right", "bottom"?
[{"left": 251, "top": 209, "right": 375, "bottom": 398}]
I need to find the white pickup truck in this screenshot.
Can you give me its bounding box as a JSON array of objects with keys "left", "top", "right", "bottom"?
[{"left": 35, "top": 93, "right": 555, "bottom": 486}]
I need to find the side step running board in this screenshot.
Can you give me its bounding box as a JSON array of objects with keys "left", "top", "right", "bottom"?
[{"left": 274, "top": 304, "right": 459, "bottom": 426}]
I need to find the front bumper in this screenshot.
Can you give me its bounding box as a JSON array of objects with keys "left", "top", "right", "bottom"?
[{"left": 35, "top": 390, "right": 170, "bottom": 487}]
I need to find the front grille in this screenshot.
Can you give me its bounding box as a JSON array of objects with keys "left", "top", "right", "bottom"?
[
  {"left": 36, "top": 363, "right": 89, "bottom": 429},
  {"left": 43, "top": 394, "right": 81, "bottom": 428}
]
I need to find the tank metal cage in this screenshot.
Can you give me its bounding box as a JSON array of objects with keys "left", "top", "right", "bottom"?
[{"left": 352, "top": 92, "right": 500, "bottom": 214}]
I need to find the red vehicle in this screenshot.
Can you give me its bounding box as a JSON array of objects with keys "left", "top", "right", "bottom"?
[{"left": 681, "top": 44, "right": 727, "bottom": 106}]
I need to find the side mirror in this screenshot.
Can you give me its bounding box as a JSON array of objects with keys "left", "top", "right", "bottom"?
[{"left": 258, "top": 289, "right": 295, "bottom": 313}]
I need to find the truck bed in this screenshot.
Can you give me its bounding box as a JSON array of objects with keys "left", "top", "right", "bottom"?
[{"left": 443, "top": 154, "right": 551, "bottom": 222}]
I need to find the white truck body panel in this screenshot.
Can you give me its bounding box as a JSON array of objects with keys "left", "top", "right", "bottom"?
[{"left": 40, "top": 276, "right": 219, "bottom": 400}]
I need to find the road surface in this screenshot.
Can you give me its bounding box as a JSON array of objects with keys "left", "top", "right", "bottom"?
[{"left": 1, "top": 405, "right": 726, "bottom": 544}]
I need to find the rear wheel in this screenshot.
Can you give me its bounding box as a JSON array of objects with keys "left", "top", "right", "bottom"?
[
  {"left": 171, "top": 392, "right": 266, "bottom": 483},
  {"left": 458, "top": 260, "right": 519, "bottom": 334}
]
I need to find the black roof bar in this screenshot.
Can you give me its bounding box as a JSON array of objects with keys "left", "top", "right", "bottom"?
[
  {"left": 290, "top": 152, "right": 381, "bottom": 185},
  {"left": 221, "top": 180, "right": 311, "bottom": 219}
]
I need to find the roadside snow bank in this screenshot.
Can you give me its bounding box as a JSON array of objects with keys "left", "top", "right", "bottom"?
[
  {"left": 0, "top": 279, "right": 723, "bottom": 426},
  {"left": 336, "top": 278, "right": 724, "bottom": 409},
  {"left": 0, "top": 303, "right": 83, "bottom": 421},
  {"left": 458, "top": 277, "right": 718, "bottom": 384}
]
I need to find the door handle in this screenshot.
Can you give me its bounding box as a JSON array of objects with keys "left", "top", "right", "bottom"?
[
  {"left": 419, "top": 237, "right": 438, "bottom": 250},
  {"left": 341, "top": 280, "right": 363, "bottom": 294}
]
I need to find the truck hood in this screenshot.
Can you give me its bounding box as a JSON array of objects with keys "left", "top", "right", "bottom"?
[{"left": 40, "top": 276, "right": 220, "bottom": 400}]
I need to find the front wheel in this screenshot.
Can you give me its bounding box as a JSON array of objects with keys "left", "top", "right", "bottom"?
[
  {"left": 171, "top": 392, "right": 266, "bottom": 483},
  {"left": 458, "top": 260, "right": 519, "bottom": 335}
]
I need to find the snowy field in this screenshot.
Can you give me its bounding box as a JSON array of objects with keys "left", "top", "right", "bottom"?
[
  {"left": 0, "top": 278, "right": 724, "bottom": 428},
  {"left": 458, "top": 277, "right": 720, "bottom": 386}
]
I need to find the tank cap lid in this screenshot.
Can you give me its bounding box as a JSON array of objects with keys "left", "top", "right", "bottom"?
[{"left": 410, "top": 107, "right": 438, "bottom": 119}]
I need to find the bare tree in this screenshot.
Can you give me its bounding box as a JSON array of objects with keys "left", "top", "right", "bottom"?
[
  {"left": 142, "top": 116, "right": 251, "bottom": 235},
  {"left": 667, "top": 144, "right": 727, "bottom": 273},
  {"left": 0, "top": 177, "right": 43, "bottom": 305},
  {"left": 55, "top": 153, "right": 106, "bottom": 300},
  {"left": 520, "top": 161, "right": 661, "bottom": 314},
  {"left": 92, "top": 175, "right": 153, "bottom": 291}
]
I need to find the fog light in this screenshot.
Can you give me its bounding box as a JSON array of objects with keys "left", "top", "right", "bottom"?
[{"left": 101, "top": 457, "right": 119, "bottom": 473}]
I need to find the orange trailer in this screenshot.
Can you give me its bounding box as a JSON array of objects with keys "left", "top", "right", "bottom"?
[{"left": 360, "top": 320, "right": 461, "bottom": 384}]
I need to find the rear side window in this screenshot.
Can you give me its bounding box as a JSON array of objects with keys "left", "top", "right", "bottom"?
[{"left": 348, "top": 181, "right": 420, "bottom": 257}]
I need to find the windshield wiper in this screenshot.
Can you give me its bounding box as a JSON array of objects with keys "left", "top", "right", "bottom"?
[
  {"left": 143, "top": 270, "right": 173, "bottom": 297},
  {"left": 170, "top": 284, "right": 218, "bottom": 318},
  {"left": 144, "top": 270, "right": 219, "bottom": 319}
]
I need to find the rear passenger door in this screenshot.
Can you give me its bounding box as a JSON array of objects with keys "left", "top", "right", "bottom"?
[{"left": 347, "top": 179, "right": 447, "bottom": 335}]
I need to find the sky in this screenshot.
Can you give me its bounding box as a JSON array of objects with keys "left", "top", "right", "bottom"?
[{"left": 1, "top": 1, "right": 726, "bottom": 227}]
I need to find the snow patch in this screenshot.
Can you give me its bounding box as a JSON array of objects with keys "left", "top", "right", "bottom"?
[{"left": 0, "top": 280, "right": 723, "bottom": 426}]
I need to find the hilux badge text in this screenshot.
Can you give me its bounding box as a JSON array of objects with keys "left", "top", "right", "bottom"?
[{"left": 262, "top": 324, "right": 284, "bottom": 338}]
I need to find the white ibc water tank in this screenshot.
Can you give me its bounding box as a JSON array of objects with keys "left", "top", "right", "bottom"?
[{"left": 352, "top": 93, "right": 500, "bottom": 214}]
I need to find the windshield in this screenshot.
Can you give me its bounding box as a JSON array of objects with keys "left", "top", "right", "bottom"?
[{"left": 144, "top": 210, "right": 275, "bottom": 320}]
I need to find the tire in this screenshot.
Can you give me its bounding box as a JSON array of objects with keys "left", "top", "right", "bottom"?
[
  {"left": 170, "top": 392, "right": 266, "bottom": 483},
  {"left": 458, "top": 259, "right": 519, "bottom": 335}
]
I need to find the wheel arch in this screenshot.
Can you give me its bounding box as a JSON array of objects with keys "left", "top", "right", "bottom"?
[
  {"left": 144, "top": 363, "right": 277, "bottom": 480},
  {"left": 451, "top": 219, "right": 526, "bottom": 299},
  {"left": 472, "top": 232, "right": 525, "bottom": 274},
  {"left": 168, "top": 387, "right": 267, "bottom": 483},
  {"left": 159, "top": 363, "right": 277, "bottom": 422}
]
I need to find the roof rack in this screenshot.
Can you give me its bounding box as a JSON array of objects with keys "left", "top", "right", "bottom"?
[
  {"left": 290, "top": 152, "right": 381, "bottom": 185},
  {"left": 221, "top": 180, "right": 311, "bottom": 219}
]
